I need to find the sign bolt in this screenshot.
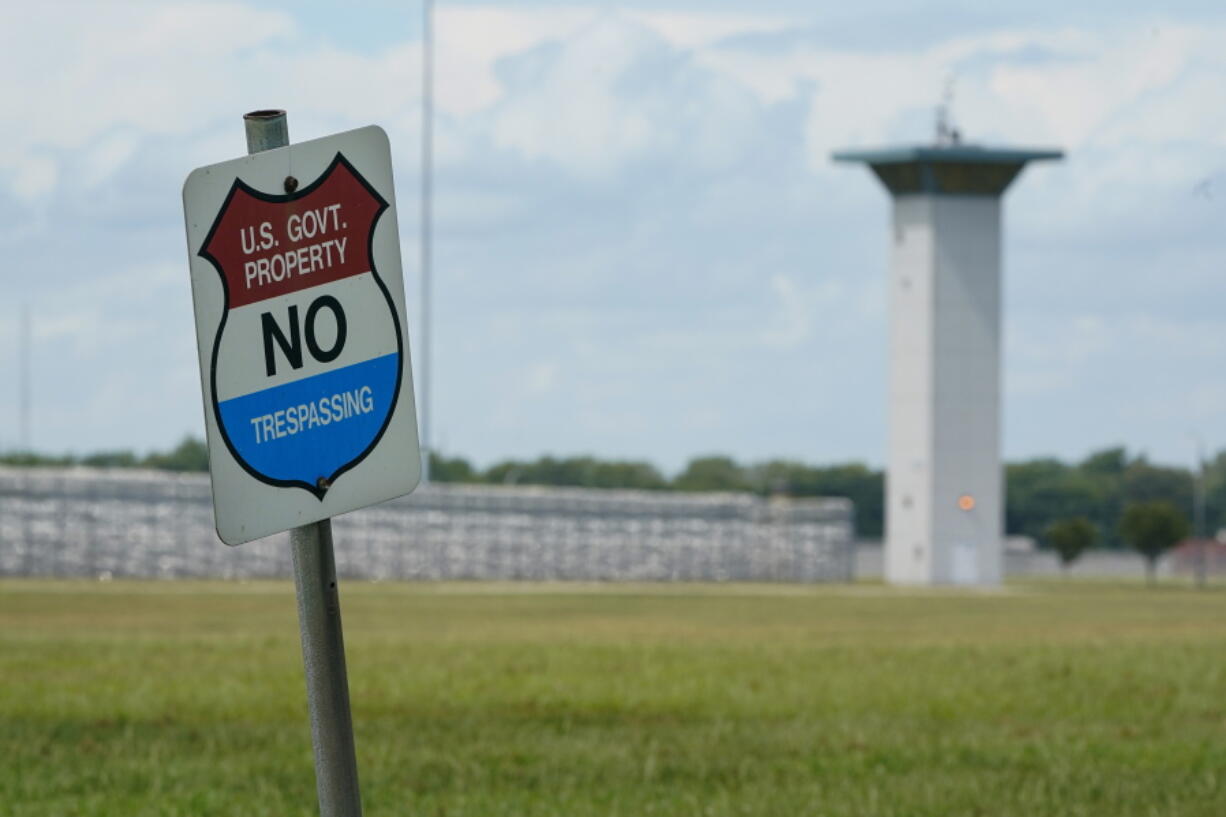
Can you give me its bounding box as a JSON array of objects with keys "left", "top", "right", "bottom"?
[{"left": 285, "top": 176, "right": 299, "bottom": 194}]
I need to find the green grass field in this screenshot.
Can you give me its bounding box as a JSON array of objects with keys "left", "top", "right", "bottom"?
[{"left": 2, "top": 579, "right": 1225, "bottom": 816}]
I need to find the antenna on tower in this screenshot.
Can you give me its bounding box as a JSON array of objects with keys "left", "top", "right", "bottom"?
[{"left": 935, "top": 75, "right": 961, "bottom": 146}]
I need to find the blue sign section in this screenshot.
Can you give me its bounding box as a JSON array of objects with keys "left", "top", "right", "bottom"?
[{"left": 217, "top": 353, "right": 400, "bottom": 485}]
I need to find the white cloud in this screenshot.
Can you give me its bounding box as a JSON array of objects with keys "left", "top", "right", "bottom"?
[
  {"left": 759, "top": 274, "right": 812, "bottom": 349},
  {"left": 695, "top": 20, "right": 1226, "bottom": 170},
  {"left": 80, "top": 131, "right": 141, "bottom": 189},
  {"left": 758, "top": 275, "right": 852, "bottom": 350},
  {"left": 1, "top": 2, "right": 1223, "bottom": 469},
  {"left": 524, "top": 361, "right": 559, "bottom": 394},
  {"left": 429, "top": 7, "right": 797, "bottom": 116},
  {"left": 4, "top": 6, "right": 1223, "bottom": 193},
  {"left": 10, "top": 155, "right": 58, "bottom": 201},
  {"left": 0, "top": 4, "right": 295, "bottom": 149},
  {"left": 435, "top": 7, "right": 595, "bottom": 114},
  {"left": 1006, "top": 314, "right": 1111, "bottom": 396},
  {"left": 479, "top": 14, "right": 769, "bottom": 180},
  {"left": 30, "top": 263, "right": 185, "bottom": 353},
  {"left": 630, "top": 11, "right": 797, "bottom": 49},
  {"left": 986, "top": 25, "right": 1222, "bottom": 148}
]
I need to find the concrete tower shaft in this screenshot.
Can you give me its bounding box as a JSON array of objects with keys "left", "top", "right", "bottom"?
[{"left": 833, "top": 145, "right": 1062, "bottom": 585}]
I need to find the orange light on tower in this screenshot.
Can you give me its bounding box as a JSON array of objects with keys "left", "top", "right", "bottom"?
[{"left": 957, "top": 494, "right": 976, "bottom": 512}]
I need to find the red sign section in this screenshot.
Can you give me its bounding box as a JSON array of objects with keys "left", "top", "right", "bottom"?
[{"left": 200, "top": 154, "right": 388, "bottom": 309}]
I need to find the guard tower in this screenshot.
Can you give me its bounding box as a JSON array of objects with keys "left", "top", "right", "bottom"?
[{"left": 833, "top": 141, "right": 1061, "bottom": 585}]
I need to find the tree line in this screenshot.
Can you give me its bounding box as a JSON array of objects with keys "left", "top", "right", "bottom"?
[{"left": 3, "top": 440, "right": 1214, "bottom": 553}]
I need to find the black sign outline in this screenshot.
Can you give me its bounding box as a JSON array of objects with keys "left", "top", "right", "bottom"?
[{"left": 197, "top": 152, "right": 404, "bottom": 500}]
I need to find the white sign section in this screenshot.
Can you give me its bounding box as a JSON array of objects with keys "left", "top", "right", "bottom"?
[{"left": 183, "top": 126, "right": 420, "bottom": 544}]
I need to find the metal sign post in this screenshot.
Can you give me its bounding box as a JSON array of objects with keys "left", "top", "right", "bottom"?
[
  {"left": 243, "top": 109, "right": 363, "bottom": 817},
  {"left": 184, "top": 107, "right": 420, "bottom": 815},
  {"left": 289, "top": 519, "right": 363, "bottom": 816}
]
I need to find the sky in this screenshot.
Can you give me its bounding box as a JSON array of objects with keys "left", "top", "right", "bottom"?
[{"left": 1, "top": 0, "right": 1224, "bottom": 474}]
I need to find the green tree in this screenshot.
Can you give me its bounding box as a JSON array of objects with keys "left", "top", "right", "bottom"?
[
  {"left": 481, "top": 456, "right": 667, "bottom": 490},
  {"left": 482, "top": 459, "right": 525, "bottom": 485},
  {"left": 429, "top": 452, "right": 476, "bottom": 483},
  {"left": 142, "top": 436, "right": 210, "bottom": 472},
  {"left": 1075, "top": 447, "right": 1130, "bottom": 548},
  {"left": 1119, "top": 500, "right": 1190, "bottom": 586},
  {"left": 80, "top": 450, "right": 139, "bottom": 469},
  {"left": 673, "top": 456, "right": 751, "bottom": 493},
  {"left": 1122, "top": 459, "right": 1193, "bottom": 508},
  {"left": 517, "top": 456, "right": 588, "bottom": 486},
  {"left": 0, "top": 451, "right": 74, "bottom": 467},
  {"left": 1006, "top": 459, "right": 1098, "bottom": 543},
  {"left": 587, "top": 460, "right": 668, "bottom": 491},
  {"left": 1044, "top": 517, "right": 1097, "bottom": 574},
  {"left": 1006, "top": 448, "right": 1194, "bottom": 551},
  {"left": 1080, "top": 447, "right": 1129, "bottom": 478},
  {"left": 1202, "top": 450, "right": 1226, "bottom": 538},
  {"left": 752, "top": 460, "right": 883, "bottom": 538}
]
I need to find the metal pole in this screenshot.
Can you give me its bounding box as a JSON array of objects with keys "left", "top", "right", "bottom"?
[
  {"left": 244, "top": 109, "right": 289, "bottom": 154},
  {"left": 244, "top": 109, "right": 364, "bottom": 817},
  {"left": 290, "top": 521, "right": 363, "bottom": 815},
  {"left": 19, "top": 304, "right": 30, "bottom": 451},
  {"left": 420, "top": 0, "right": 434, "bottom": 482},
  {"left": 1194, "top": 439, "right": 1207, "bottom": 589}
]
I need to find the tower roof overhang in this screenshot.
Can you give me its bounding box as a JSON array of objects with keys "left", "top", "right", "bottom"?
[{"left": 831, "top": 145, "right": 1064, "bottom": 197}]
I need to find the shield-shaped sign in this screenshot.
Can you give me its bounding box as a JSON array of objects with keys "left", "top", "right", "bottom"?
[
  {"left": 200, "top": 154, "right": 401, "bottom": 496},
  {"left": 183, "top": 126, "right": 420, "bottom": 544}
]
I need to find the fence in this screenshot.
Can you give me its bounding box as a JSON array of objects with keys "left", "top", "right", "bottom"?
[{"left": 0, "top": 467, "right": 854, "bottom": 582}]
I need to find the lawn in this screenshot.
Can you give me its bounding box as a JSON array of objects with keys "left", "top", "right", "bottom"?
[{"left": 1, "top": 579, "right": 1224, "bottom": 816}]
